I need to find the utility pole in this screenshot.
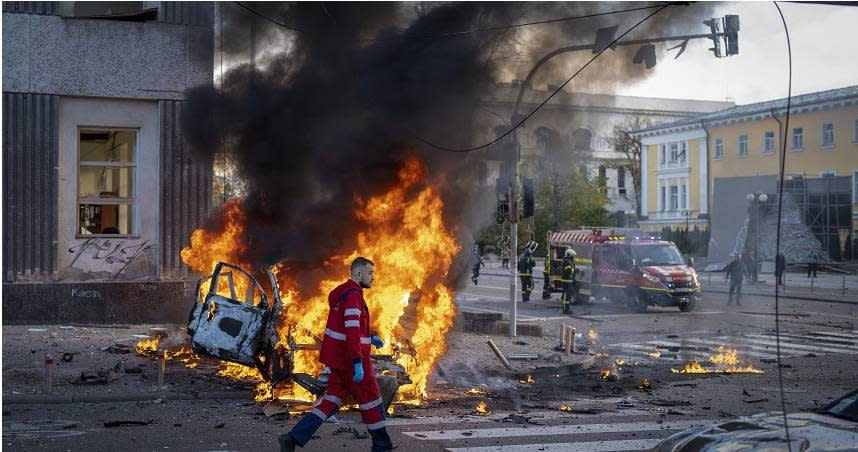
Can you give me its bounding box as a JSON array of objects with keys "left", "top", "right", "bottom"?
[{"left": 504, "top": 15, "right": 740, "bottom": 337}]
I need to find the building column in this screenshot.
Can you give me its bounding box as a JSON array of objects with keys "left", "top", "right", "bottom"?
[
  {"left": 699, "top": 138, "right": 708, "bottom": 216},
  {"left": 640, "top": 144, "right": 648, "bottom": 217}
]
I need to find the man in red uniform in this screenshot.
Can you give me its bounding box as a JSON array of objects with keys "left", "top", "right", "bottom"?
[{"left": 279, "top": 257, "right": 393, "bottom": 452}]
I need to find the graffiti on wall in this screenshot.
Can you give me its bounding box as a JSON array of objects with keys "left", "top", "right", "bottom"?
[{"left": 65, "top": 238, "right": 156, "bottom": 280}]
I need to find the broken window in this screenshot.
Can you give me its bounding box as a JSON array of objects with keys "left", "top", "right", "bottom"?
[
  {"left": 78, "top": 129, "right": 136, "bottom": 236},
  {"left": 678, "top": 141, "right": 687, "bottom": 164}
]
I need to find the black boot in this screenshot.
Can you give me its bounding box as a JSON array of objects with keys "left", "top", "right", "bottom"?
[{"left": 278, "top": 433, "right": 296, "bottom": 452}]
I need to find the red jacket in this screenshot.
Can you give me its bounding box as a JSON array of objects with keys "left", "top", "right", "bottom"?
[{"left": 319, "top": 279, "right": 373, "bottom": 371}]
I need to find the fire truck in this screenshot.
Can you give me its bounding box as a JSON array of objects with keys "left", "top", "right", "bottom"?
[{"left": 543, "top": 228, "right": 701, "bottom": 312}]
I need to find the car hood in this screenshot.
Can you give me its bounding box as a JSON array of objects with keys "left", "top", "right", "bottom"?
[{"left": 653, "top": 412, "right": 858, "bottom": 452}]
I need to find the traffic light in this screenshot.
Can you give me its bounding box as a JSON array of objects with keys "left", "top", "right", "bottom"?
[
  {"left": 496, "top": 181, "right": 509, "bottom": 225},
  {"left": 522, "top": 177, "right": 534, "bottom": 218},
  {"left": 724, "top": 15, "right": 740, "bottom": 56},
  {"left": 633, "top": 44, "right": 656, "bottom": 69},
  {"left": 592, "top": 25, "right": 619, "bottom": 54}
]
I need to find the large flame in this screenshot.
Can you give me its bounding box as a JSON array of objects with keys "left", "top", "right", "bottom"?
[
  {"left": 671, "top": 346, "right": 764, "bottom": 374},
  {"left": 180, "top": 156, "right": 459, "bottom": 402}
]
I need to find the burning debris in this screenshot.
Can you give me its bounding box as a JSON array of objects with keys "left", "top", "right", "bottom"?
[
  {"left": 135, "top": 337, "right": 161, "bottom": 357},
  {"left": 648, "top": 349, "right": 662, "bottom": 359},
  {"left": 615, "top": 359, "right": 625, "bottom": 367},
  {"left": 474, "top": 401, "right": 492, "bottom": 416},
  {"left": 599, "top": 368, "right": 618, "bottom": 382},
  {"left": 559, "top": 404, "right": 573, "bottom": 412},
  {"left": 588, "top": 329, "right": 599, "bottom": 347},
  {"left": 519, "top": 375, "right": 535, "bottom": 385},
  {"left": 639, "top": 378, "right": 652, "bottom": 392},
  {"left": 671, "top": 346, "right": 764, "bottom": 374},
  {"left": 467, "top": 388, "right": 487, "bottom": 395}
]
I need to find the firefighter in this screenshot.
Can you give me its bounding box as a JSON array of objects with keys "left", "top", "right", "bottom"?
[
  {"left": 471, "top": 245, "right": 485, "bottom": 285},
  {"left": 560, "top": 248, "right": 577, "bottom": 314},
  {"left": 500, "top": 246, "right": 510, "bottom": 269},
  {"left": 518, "top": 248, "right": 535, "bottom": 302},
  {"left": 279, "top": 257, "right": 393, "bottom": 452}
]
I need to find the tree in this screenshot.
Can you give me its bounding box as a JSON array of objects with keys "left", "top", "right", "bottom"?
[{"left": 603, "top": 117, "right": 652, "bottom": 216}]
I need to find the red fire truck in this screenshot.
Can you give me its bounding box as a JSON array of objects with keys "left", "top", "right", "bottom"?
[{"left": 543, "top": 228, "right": 702, "bottom": 312}]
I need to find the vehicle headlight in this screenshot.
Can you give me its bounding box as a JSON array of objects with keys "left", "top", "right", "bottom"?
[{"left": 643, "top": 273, "right": 662, "bottom": 285}]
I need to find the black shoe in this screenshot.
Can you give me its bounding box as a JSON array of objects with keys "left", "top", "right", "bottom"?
[{"left": 279, "top": 433, "right": 296, "bottom": 452}]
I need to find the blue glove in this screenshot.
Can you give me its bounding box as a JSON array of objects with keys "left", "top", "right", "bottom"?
[
  {"left": 352, "top": 361, "right": 364, "bottom": 382},
  {"left": 371, "top": 335, "right": 384, "bottom": 349}
]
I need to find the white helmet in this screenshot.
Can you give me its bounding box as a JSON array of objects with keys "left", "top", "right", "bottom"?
[{"left": 565, "top": 248, "right": 577, "bottom": 258}]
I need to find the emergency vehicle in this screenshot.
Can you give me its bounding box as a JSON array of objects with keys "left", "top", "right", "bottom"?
[{"left": 543, "top": 228, "right": 702, "bottom": 312}]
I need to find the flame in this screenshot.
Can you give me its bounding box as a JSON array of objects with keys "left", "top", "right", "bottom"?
[
  {"left": 671, "top": 346, "right": 764, "bottom": 374},
  {"left": 181, "top": 157, "right": 460, "bottom": 402},
  {"left": 519, "top": 375, "right": 535, "bottom": 385},
  {"left": 559, "top": 404, "right": 573, "bottom": 412},
  {"left": 648, "top": 349, "right": 662, "bottom": 359},
  {"left": 595, "top": 352, "right": 608, "bottom": 358},
  {"left": 135, "top": 337, "right": 161, "bottom": 357},
  {"left": 615, "top": 359, "right": 625, "bottom": 366},
  {"left": 639, "top": 378, "right": 651, "bottom": 392},
  {"left": 599, "top": 368, "right": 613, "bottom": 380},
  {"left": 474, "top": 401, "right": 491, "bottom": 416},
  {"left": 467, "top": 388, "right": 486, "bottom": 395},
  {"left": 587, "top": 329, "right": 598, "bottom": 345}
]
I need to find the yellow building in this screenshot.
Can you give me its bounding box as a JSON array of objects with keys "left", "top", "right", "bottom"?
[{"left": 633, "top": 85, "right": 858, "bottom": 261}]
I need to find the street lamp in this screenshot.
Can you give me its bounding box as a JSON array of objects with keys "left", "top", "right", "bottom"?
[{"left": 746, "top": 193, "right": 768, "bottom": 283}]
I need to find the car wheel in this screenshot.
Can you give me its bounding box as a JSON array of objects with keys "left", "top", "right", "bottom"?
[{"left": 679, "top": 298, "right": 697, "bottom": 312}]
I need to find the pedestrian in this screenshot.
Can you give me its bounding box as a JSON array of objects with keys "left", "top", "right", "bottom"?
[
  {"left": 724, "top": 254, "right": 744, "bottom": 306},
  {"left": 500, "top": 246, "right": 510, "bottom": 269},
  {"left": 807, "top": 261, "right": 818, "bottom": 278},
  {"left": 560, "top": 249, "right": 577, "bottom": 314},
  {"left": 518, "top": 248, "right": 535, "bottom": 302},
  {"left": 775, "top": 250, "right": 786, "bottom": 286},
  {"left": 279, "top": 257, "right": 393, "bottom": 452},
  {"left": 471, "top": 245, "right": 484, "bottom": 285}
]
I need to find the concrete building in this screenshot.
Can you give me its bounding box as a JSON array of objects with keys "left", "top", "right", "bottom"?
[
  {"left": 2, "top": 2, "right": 214, "bottom": 323},
  {"left": 478, "top": 83, "right": 732, "bottom": 216},
  {"left": 634, "top": 85, "right": 858, "bottom": 262}
]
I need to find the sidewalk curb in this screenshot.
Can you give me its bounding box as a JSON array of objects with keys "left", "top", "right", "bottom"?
[
  {"left": 480, "top": 271, "right": 856, "bottom": 305},
  {"left": 2, "top": 390, "right": 253, "bottom": 405}
]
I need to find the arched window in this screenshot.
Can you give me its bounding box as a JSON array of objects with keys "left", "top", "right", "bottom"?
[
  {"left": 572, "top": 128, "right": 592, "bottom": 151},
  {"left": 534, "top": 127, "right": 559, "bottom": 155}
]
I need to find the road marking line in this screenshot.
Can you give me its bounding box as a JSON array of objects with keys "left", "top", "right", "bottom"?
[
  {"left": 402, "top": 419, "right": 711, "bottom": 441},
  {"left": 741, "top": 335, "right": 858, "bottom": 354},
  {"left": 805, "top": 331, "right": 858, "bottom": 340},
  {"left": 444, "top": 438, "right": 664, "bottom": 452},
  {"left": 775, "top": 333, "right": 857, "bottom": 346},
  {"left": 385, "top": 409, "right": 653, "bottom": 426}
]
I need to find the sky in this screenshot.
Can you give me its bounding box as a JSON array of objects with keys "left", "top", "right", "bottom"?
[{"left": 615, "top": 1, "right": 858, "bottom": 104}]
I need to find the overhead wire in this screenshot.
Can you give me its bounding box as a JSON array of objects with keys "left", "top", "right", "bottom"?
[
  {"left": 413, "top": 4, "right": 672, "bottom": 153},
  {"left": 772, "top": 3, "right": 793, "bottom": 450}
]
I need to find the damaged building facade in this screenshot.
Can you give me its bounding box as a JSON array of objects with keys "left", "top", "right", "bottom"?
[
  {"left": 2, "top": 2, "right": 214, "bottom": 323},
  {"left": 478, "top": 82, "right": 732, "bottom": 218},
  {"left": 634, "top": 85, "right": 858, "bottom": 263}
]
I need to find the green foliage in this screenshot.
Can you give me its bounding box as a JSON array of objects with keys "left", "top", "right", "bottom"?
[{"left": 531, "top": 170, "right": 611, "bottom": 250}]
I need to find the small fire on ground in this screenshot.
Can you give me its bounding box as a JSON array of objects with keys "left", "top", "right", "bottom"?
[
  {"left": 519, "top": 375, "right": 535, "bottom": 385},
  {"left": 474, "top": 401, "right": 492, "bottom": 416},
  {"left": 638, "top": 378, "right": 652, "bottom": 392},
  {"left": 671, "top": 346, "right": 764, "bottom": 374},
  {"left": 135, "top": 336, "right": 199, "bottom": 368},
  {"left": 559, "top": 404, "right": 573, "bottom": 412},
  {"left": 467, "top": 388, "right": 487, "bottom": 395}
]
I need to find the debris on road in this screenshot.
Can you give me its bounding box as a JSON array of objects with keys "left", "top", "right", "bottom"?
[
  {"left": 474, "top": 401, "right": 491, "bottom": 416},
  {"left": 262, "top": 399, "right": 291, "bottom": 418},
  {"left": 75, "top": 360, "right": 125, "bottom": 384},
  {"left": 486, "top": 339, "right": 512, "bottom": 370},
  {"left": 102, "top": 344, "right": 132, "bottom": 354}
]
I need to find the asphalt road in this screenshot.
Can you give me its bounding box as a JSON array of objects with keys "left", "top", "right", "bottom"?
[{"left": 4, "top": 274, "right": 856, "bottom": 451}]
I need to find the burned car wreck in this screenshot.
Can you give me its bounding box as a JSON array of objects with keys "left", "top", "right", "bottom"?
[{"left": 187, "top": 262, "right": 407, "bottom": 409}]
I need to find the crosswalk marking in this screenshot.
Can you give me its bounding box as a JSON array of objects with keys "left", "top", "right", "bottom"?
[
  {"left": 385, "top": 409, "right": 653, "bottom": 426},
  {"left": 445, "top": 439, "right": 665, "bottom": 452},
  {"left": 403, "top": 419, "right": 710, "bottom": 441},
  {"left": 607, "top": 330, "right": 858, "bottom": 361}
]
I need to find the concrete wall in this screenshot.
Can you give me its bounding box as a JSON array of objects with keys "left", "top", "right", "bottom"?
[
  {"left": 2, "top": 12, "right": 212, "bottom": 101},
  {"left": 708, "top": 175, "right": 778, "bottom": 263}
]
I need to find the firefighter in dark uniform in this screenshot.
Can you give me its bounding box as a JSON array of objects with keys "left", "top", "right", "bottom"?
[
  {"left": 560, "top": 248, "right": 577, "bottom": 314},
  {"left": 518, "top": 249, "right": 535, "bottom": 302}
]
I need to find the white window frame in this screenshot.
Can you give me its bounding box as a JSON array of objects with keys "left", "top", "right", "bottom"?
[
  {"left": 714, "top": 138, "right": 724, "bottom": 160},
  {"left": 669, "top": 185, "right": 679, "bottom": 211},
  {"left": 668, "top": 142, "right": 679, "bottom": 166},
  {"left": 792, "top": 127, "right": 804, "bottom": 150},
  {"left": 821, "top": 122, "right": 835, "bottom": 147},
  {"left": 819, "top": 170, "right": 836, "bottom": 178},
  {"left": 764, "top": 131, "right": 775, "bottom": 154},
  {"left": 76, "top": 127, "right": 138, "bottom": 238},
  {"left": 738, "top": 134, "right": 749, "bottom": 156}
]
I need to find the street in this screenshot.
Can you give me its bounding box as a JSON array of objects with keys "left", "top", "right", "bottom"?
[{"left": 4, "top": 268, "right": 856, "bottom": 451}]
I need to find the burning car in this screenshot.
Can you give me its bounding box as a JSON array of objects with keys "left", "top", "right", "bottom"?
[
  {"left": 187, "top": 261, "right": 407, "bottom": 408},
  {"left": 653, "top": 389, "right": 858, "bottom": 451}
]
